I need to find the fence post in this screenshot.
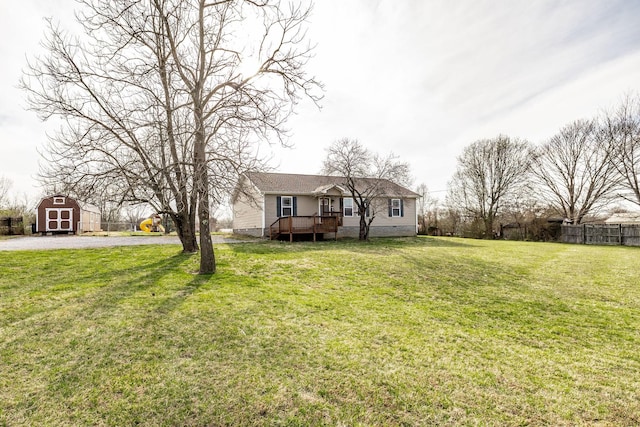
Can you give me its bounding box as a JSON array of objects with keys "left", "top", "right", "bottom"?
[
  {"left": 620, "top": 223, "right": 623, "bottom": 246},
  {"left": 582, "top": 224, "right": 586, "bottom": 245}
]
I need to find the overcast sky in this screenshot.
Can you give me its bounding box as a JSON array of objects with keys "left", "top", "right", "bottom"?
[{"left": 2, "top": 0, "right": 640, "bottom": 206}]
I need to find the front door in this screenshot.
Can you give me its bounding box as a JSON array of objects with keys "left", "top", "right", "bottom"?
[
  {"left": 46, "top": 208, "right": 74, "bottom": 232},
  {"left": 319, "top": 197, "right": 331, "bottom": 215}
]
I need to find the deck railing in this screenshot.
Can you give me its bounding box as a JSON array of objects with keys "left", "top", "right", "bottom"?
[{"left": 269, "top": 214, "right": 342, "bottom": 241}]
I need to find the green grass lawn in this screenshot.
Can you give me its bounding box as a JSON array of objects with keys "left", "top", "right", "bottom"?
[{"left": 1, "top": 237, "right": 639, "bottom": 426}]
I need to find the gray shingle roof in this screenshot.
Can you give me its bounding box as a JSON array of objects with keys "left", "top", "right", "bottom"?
[{"left": 245, "top": 172, "right": 418, "bottom": 197}]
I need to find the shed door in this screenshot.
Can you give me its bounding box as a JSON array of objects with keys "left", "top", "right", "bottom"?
[{"left": 46, "top": 208, "right": 74, "bottom": 232}]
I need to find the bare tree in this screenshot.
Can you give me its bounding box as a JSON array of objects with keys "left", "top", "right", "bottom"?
[
  {"left": 0, "top": 175, "right": 12, "bottom": 210},
  {"left": 603, "top": 93, "right": 640, "bottom": 207},
  {"left": 532, "top": 119, "right": 618, "bottom": 224},
  {"left": 22, "top": 0, "right": 322, "bottom": 273},
  {"left": 415, "top": 183, "right": 429, "bottom": 234},
  {"left": 0, "top": 181, "right": 35, "bottom": 232},
  {"left": 438, "top": 207, "right": 462, "bottom": 237},
  {"left": 446, "top": 135, "right": 532, "bottom": 238},
  {"left": 500, "top": 188, "right": 539, "bottom": 224},
  {"left": 4, "top": 193, "right": 36, "bottom": 219},
  {"left": 322, "top": 138, "right": 412, "bottom": 241},
  {"left": 497, "top": 185, "right": 543, "bottom": 240},
  {"left": 415, "top": 183, "right": 439, "bottom": 234}
]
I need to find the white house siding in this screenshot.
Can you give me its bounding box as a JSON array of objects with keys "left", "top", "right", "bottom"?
[
  {"left": 337, "top": 225, "right": 416, "bottom": 238},
  {"left": 294, "top": 196, "right": 318, "bottom": 216},
  {"left": 341, "top": 198, "right": 416, "bottom": 229},
  {"left": 341, "top": 197, "right": 416, "bottom": 238},
  {"left": 263, "top": 194, "right": 322, "bottom": 228},
  {"left": 232, "top": 190, "right": 264, "bottom": 236},
  {"left": 264, "top": 194, "right": 279, "bottom": 230}
]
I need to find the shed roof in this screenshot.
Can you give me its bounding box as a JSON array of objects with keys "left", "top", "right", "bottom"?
[
  {"left": 244, "top": 172, "right": 419, "bottom": 197},
  {"left": 36, "top": 195, "right": 101, "bottom": 214},
  {"left": 79, "top": 202, "right": 101, "bottom": 214}
]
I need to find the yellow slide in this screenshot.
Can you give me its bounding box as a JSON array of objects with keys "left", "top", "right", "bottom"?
[{"left": 140, "top": 216, "right": 165, "bottom": 233}]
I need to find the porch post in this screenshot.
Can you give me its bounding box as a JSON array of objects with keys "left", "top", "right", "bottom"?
[{"left": 313, "top": 216, "right": 317, "bottom": 242}]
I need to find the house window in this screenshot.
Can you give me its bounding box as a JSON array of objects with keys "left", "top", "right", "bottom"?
[
  {"left": 53, "top": 197, "right": 65, "bottom": 205},
  {"left": 343, "top": 197, "right": 353, "bottom": 217},
  {"left": 281, "top": 196, "right": 293, "bottom": 217},
  {"left": 391, "top": 199, "right": 402, "bottom": 217}
]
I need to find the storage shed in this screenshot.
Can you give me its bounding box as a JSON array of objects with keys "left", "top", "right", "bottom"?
[{"left": 35, "top": 195, "right": 102, "bottom": 234}]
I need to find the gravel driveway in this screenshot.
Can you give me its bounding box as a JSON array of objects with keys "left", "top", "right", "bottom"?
[{"left": 0, "top": 234, "right": 242, "bottom": 251}]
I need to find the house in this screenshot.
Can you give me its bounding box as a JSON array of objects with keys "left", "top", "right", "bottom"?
[
  {"left": 604, "top": 212, "right": 640, "bottom": 224},
  {"left": 35, "top": 195, "right": 102, "bottom": 234},
  {"left": 232, "top": 172, "right": 419, "bottom": 240}
]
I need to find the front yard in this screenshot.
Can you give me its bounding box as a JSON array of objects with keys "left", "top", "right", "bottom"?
[{"left": 1, "top": 237, "right": 638, "bottom": 425}]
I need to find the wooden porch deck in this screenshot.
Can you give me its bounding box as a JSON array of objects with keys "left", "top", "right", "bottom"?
[{"left": 269, "top": 215, "right": 342, "bottom": 241}]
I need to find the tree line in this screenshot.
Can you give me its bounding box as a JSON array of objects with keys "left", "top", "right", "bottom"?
[
  {"left": 0, "top": 176, "right": 33, "bottom": 221},
  {"left": 430, "top": 93, "right": 640, "bottom": 239}
]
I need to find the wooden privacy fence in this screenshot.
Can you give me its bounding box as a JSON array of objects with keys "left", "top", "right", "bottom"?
[
  {"left": 561, "top": 224, "right": 640, "bottom": 246},
  {"left": 0, "top": 217, "right": 24, "bottom": 235}
]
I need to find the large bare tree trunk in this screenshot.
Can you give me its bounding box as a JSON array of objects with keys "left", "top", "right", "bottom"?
[
  {"left": 484, "top": 216, "right": 495, "bottom": 239},
  {"left": 359, "top": 215, "right": 369, "bottom": 241},
  {"left": 172, "top": 211, "right": 198, "bottom": 253},
  {"left": 197, "top": 159, "right": 215, "bottom": 272},
  {"left": 194, "top": 97, "right": 214, "bottom": 272}
]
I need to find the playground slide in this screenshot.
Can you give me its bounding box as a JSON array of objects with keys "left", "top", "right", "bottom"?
[{"left": 139, "top": 218, "right": 165, "bottom": 233}]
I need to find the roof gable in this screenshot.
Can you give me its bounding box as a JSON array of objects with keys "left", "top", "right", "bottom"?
[
  {"left": 312, "top": 183, "right": 347, "bottom": 195},
  {"left": 36, "top": 194, "right": 79, "bottom": 210}
]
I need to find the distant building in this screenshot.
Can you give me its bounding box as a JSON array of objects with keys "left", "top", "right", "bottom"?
[
  {"left": 35, "top": 195, "right": 101, "bottom": 234},
  {"left": 604, "top": 212, "right": 640, "bottom": 224}
]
